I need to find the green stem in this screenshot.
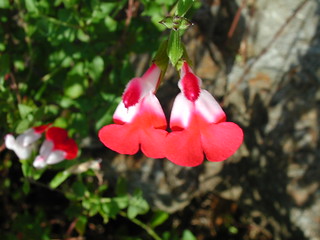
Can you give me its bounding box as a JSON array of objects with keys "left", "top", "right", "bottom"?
[
  {"left": 119, "top": 211, "right": 162, "bottom": 240},
  {"left": 39, "top": 14, "right": 82, "bottom": 30}
]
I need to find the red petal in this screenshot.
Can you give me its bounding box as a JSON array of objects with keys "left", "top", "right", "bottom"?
[
  {"left": 201, "top": 122, "right": 243, "bottom": 162},
  {"left": 55, "top": 138, "right": 78, "bottom": 159},
  {"left": 98, "top": 124, "right": 140, "bottom": 155},
  {"left": 165, "top": 130, "right": 204, "bottom": 167},
  {"left": 140, "top": 128, "right": 167, "bottom": 158},
  {"left": 33, "top": 124, "right": 52, "bottom": 133},
  {"left": 46, "top": 127, "right": 68, "bottom": 142}
]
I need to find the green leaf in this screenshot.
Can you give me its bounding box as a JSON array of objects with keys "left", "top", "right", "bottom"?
[
  {"left": 104, "top": 16, "right": 117, "bottom": 32},
  {"left": 22, "top": 180, "right": 30, "bottom": 195},
  {"left": 77, "top": 29, "right": 90, "bottom": 42},
  {"left": 87, "top": 56, "right": 104, "bottom": 81},
  {"left": 176, "top": 0, "right": 194, "bottom": 17},
  {"left": 0, "top": 0, "right": 10, "bottom": 9},
  {"left": 167, "top": 30, "right": 183, "bottom": 66},
  {"left": 101, "top": 199, "right": 120, "bottom": 218},
  {"left": 25, "top": 0, "right": 39, "bottom": 14},
  {"left": 75, "top": 215, "right": 87, "bottom": 236},
  {"left": 116, "top": 177, "right": 128, "bottom": 196},
  {"left": 64, "top": 74, "right": 88, "bottom": 99},
  {"left": 18, "top": 104, "right": 33, "bottom": 119},
  {"left": 127, "top": 189, "right": 149, "bottom": 219},
  {"left": 21, "top": 160, "right": 32, "bottom": 177},
  {"left": 150, "top": 211, "right": 169, "bottom": 228},
  {"left": 15, "top": 119, "right": 31, "bottom": 134},
  {"left": 0, "top": 54, "right": 10, "bottom": 78},
  {"left": 153, "top": 40, "right": 169, "bottom": 75},
  {"left": 72, "top": 181, "right": 87, "bottom": 198},
  {"left": 113, "top": 195, "right": 129, "bottom": 209},
  {"left": 182, "top": 230, "right": 196, "bottom": 240},
  {"left": 159, "top": 16, "right": 174, "bottom": 29},
  {"left": 49, "top": 171, "right": 71, "bottom": 189}
]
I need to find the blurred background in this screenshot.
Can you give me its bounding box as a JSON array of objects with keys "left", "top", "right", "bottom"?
[{"left": 0, "top": 0, "right": 319, "bottom": 239}]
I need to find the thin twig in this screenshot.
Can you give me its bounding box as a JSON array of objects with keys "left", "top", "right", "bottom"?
[
  {"left": 8, "top": 73, "right": 22, "bottom": 104},
  {"left": 226, "top": 0, "right": 309, "bottom": 96},
  {"left": 228, "top": 0, "right": 247, "bottom": 39},
  {"left": 64, "top": 217, "right": 78, "bottom": 239}
]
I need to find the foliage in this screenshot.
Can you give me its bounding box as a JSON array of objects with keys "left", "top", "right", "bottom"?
[{"left": 0, "top": 0, "right": 199, "bottom": 239}]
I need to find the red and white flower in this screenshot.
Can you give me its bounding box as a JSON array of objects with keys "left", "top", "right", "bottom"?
[
  {"left": 98, "top": 63, "right": 167, "bottom": 158},
  {"left": 165, "top": 62, "right": 243, "bottom": 167},
  {"left": 4, "top": 124, "right": 51, "bottom": 160},
  {"left": 33, "top": 127, "right": 78, "bottom": 169}
]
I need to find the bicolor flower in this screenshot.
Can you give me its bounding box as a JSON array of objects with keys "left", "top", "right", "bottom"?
[
  {"left": 165, "top": 62, "right": 243, "bottom": 167},
  {"left": 33, "top": 127, "right": 78, "bottom": 169},
  {"left": 98, "top": 63, "right": 167, "bottom": 158},
  {"left": 4, "top": 124, "right": 51, "bottom": 160}
]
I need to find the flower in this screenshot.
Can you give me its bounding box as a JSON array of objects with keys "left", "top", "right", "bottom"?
[
  {"left": 165, "top": 62, "right": 243, "bottom": 167},
  {"left": 98, "top": 63, "right": 167, "bottom": 158},
  {"left": 33, "top": 127, "right": 78, "bottom": 169},
  {"left": 4, "top": 124, "right": 51, "bottom": 160}
]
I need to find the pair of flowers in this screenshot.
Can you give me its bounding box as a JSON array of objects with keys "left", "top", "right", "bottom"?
[
  {"left": 5, "top": 125, "right": 78, "bottom": 169},
  {"left": 99, "top": 62, "right": 243, "bottom": 167}
]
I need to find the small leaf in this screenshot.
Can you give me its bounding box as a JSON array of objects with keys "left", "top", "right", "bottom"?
[
  {"left": 77, "top": 29, "right": 90, "bottom": 42},
  {"left": 116, "top": 177, "right": 128, "bottom": 196},
  {"left": 167, "top": 30, "right": 183, "bottom": 66},
  {"left": 72, "top": 181, "right": 87, "bottom": 197},
  {"left": 104, "top": 16, "right": 117, "bottom": 32},
  {"left": 113, "top": 195, "right": 129, "bottom": 209},
  {"left": 22, "top": 180, "right": 30, "bottom": 195},
  {"left": 15, "top": 119, "right": 31, "bottom": 134},
  {"left": 150, "top": 211, "right": 169, "bottom": 228},
  {"left": 25, "top": 0, "right": 39, "bottom": 14},
  {"left": 49, "top": 171, "right": 71, "bottom": 189},
  {"left": 18, "top": 104, "right": 33, "bottom": 119},
  {"left": 159, "top": 16, "right": 174, "bottom": 29},
  {"left": 101, "top": 199, "right": 120, "bottom": 218},
  {"left": 0, "top": 0, "right": 10, "bottom": 9},
  {"left": 182, "top": 230, "right": 196, "bottom": 240},
  {"left": 176, "top": 0, "right": 194, "bottom": 17},
  {"left": 127, "top": 189, "right": 149, "bottom": 219},
  {"left": 75, "top": 215, "right": 87, "bottom": 236},
  {"left": 21, "top": 160, "right": 32, "bottom": 177},
  {"left": 87, "top": 56, "right": 104, "bottom": 81}
]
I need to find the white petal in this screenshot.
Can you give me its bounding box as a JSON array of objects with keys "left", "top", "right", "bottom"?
[
  {"left": 39, "top": 140, "right": 54, "bottom": 158},
  {"left": 141, "top": 63, "right": 161, "bottom": 91},
  {"left": 5, "top": 134, "right": 16, "bottom": 150},
  {"left": 46, "top": 150, "right": 66, "bottom": 165},
  {"left": 5, "top": 134, "right": 33, "bottom": 159},
  {"left": 113, "top": 101, "right": 140, "bottom": 123},
  {"left": 140, "top": 93, "right": 166, "bottom": 117},
  {"left": 16, "top": 129, "right": 41, "bottom": 147},
  {"left": 33, "top": 156, "right": 47, "bottom": 169},
  {"left": 169, "top": 93, "right": 194, "bottom": 129},
  {"left": 195, "top": 90, "right": 226, "bottom": 123}
]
